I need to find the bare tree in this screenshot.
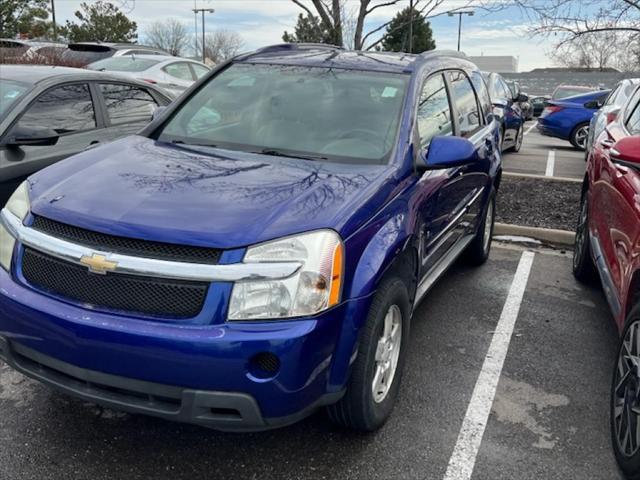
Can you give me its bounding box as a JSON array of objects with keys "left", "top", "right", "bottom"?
[
  {"left": 549, "top": 31, "right": 629, "bottom": 70},
  {"left": 290, "top": 0, "right": 466, "bottom": 50},
  {"left": 145, "top": 19, "right": 188, "bottom": 56},
  {"left": 199, "top": 30, "right": 244, "bottom": 64},
  {"left": 481, "top": 0, "right": 640, "bottom": 43}
]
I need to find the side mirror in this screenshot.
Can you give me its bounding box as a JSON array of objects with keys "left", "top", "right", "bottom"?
[
  {"left": 611, "top": 137, "right": 640, "bottom": 167},
  {"left": 517, "top": 93, "right": 529, "bottom": 102},
  {"left": 152, "top": 105, "right": 168, "bottom": 121},
  {"left": 584, "top": 100, "right": 600, "bottom": 109},
  {"left": 420, "top": 136, "right": 477, "bottom": 170},
  {"left": 5, "top": 125, "right": 59, "bottom": 147}
]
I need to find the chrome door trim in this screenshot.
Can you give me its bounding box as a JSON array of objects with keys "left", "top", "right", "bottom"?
[{"left": 1, "top": 209, "right": 301, "bottom": 283}]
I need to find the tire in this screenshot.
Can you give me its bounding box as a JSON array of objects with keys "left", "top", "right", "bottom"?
[
  {"left": 464, "top": 189, "right": 496, "bottom": 266},
  {"left": 497, "top": 127, "right": 504, "bottom": 153},
  {"left": 327, "top": 276, "right": 410, "bottom": 431},
  {"left": 611, "top": 309, "right": 640, "bottom": 480},
  {"left": 570, "top": 123, "right": 590, "bottom": 151},
  {"left": 510, "top": 124, "right": 524, "bottom": 153},
  {"left": 572, "top": 190, "right": 597, "bottom": 282}
]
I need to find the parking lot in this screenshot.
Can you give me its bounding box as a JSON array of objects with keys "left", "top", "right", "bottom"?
[
  {"left": 504, "top": 120, "right": 586, "bottom": 181},
  {"left": 0, "top": 242, "right": 622, "bottom": 480}
]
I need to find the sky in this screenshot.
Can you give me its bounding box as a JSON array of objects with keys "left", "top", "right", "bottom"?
[{"left": 50, "top": 0, "right": 557, "bottom": 71}]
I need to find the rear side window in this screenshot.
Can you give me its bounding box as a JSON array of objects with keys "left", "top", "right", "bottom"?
[
  {"left": 417, "top": 73, "right": 453, "bottom": 147},
  {"left": 448, "top": 70, "right": 481, "bottom": 137},
  {"left": 192, "top": 64, "right": 210, "bottom": 79},
  {"left": 164, "top": 63, "right": 194, "bottom": 81},
  {"left": 470, "top": 71, "right": 492, "bottom": 123},
  {"left": 18, "top": 83, "right": 96, "bottom": 134},
  {"left": 626, "top": 92, "right": 640, "bottom": 134},
  {"left": 99, "top": 84, "right": 159, "bottom": 125}
]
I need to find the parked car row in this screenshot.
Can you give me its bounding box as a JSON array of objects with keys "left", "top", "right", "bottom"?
[{"left": 574, "top": 78, "right": 640, "bottom": 480}]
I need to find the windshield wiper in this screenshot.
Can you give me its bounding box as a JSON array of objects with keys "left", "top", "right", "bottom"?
[{"left": 256, "top": 149, "right": 328, "bottom": 161}]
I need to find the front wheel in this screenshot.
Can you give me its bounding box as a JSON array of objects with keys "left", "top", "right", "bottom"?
[
  {"left": 511, "top": 125, "right": 524, "bottom": 153},
  {"left": 611, "top": 311, "right": 640, "bottom": 480},
  {"left": 573, "top": 191, "right": 597, "bottom": 282},
  {"left": 327, "top": 277, "right": 410, "bottom": 431}
]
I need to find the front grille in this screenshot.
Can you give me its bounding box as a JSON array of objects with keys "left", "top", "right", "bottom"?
[
  {"left": 31, "top": 215, "right": 220, "bottom": 264},
  {"left": 22, "top": 248, "right": 209, "bottom": 318}
]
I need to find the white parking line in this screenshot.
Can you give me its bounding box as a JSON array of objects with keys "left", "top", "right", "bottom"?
[
  {"left": 545, "top": 150, "right": 555, "bottom": 177},
  {"left": 524, "top": 122, "right": 537, "bottom": 135},
  {"left": 442, "top": 251, "right": 535, "bottom": 480}
]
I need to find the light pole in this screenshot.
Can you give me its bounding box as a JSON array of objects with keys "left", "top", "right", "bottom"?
[
  {"left": 51, "top": 0, "right": 57, "bottom": 40},
  {"left": 447, "top": 10, "right": 474, "bottom": 52},
  {"left": 192, "top": 7, "right": 214, "bottom": 64}
]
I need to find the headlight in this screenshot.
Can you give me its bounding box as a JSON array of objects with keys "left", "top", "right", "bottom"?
[
  {"left": 228, "top": 230, "right": 344, "bottom": 320},
  {"left": 6, "top": 181, "right": 30, "bottom": 222},
  {"left": 0, "top": 181, "right": 30, "bottom": 271}
]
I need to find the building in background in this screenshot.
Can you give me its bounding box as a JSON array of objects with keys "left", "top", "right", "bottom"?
[{"left": 467, "top": 55, "right": 518, "bottom": 73}]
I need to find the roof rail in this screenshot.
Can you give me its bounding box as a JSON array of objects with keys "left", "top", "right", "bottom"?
[
  {"left": 419, "top": 50, "right": 468, "bottom": 60},
  {"left": 253, "top": 43, "right": 345, "bottom": 54}
]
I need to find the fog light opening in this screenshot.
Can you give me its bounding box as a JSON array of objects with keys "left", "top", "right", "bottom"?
[{"left": 248, "top": 352, "right": 281, "bottom": 380}]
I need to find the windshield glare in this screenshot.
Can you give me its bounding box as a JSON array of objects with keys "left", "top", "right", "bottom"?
[
  {"left": 88, "top": 57, "right": 160, "bottom": 72},
  {"left": 158, "top": 63, "right": 409, "bottom": 164},
  {"left": 0, "top": 80, "right": 30, "bottom": 119}
]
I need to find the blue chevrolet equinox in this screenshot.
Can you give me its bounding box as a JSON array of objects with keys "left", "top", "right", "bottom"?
[{"left": 0, "top": 44, "right": 501, "bottom": 431}]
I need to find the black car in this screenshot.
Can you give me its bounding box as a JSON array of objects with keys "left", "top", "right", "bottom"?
[
  {"left": 482, "top": 72, "right": 526, "bottom": 153},
  {"left": 0, "top": 65, "right": 172, "bottom": 205},
  {"left": 530, "top": 95, "right": 550, "bottom": 117}
]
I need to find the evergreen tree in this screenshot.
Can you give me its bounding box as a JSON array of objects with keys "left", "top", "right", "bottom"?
[
  {"left": 283, "top": 13, "right": 331, "bottom": 44},
  {"left": 65, "top": 1, "right": 137, "bottom": 43},
  {"left": 380, "top": 7, "right": 436, "bottom": 54}
]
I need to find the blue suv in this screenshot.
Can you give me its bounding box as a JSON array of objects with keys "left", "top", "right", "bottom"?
[{"left": 0, "top": 44, "right": 501, "bottom": 431}]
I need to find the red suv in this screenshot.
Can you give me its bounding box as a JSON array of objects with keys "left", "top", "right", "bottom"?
[{"left": 574, "top": 84, "right": 640, "bottom": 479}]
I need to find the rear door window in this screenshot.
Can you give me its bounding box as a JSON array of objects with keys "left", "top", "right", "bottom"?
[
  {"left": 17, "top": 83, "right": 96, "bottom": 134},
  {"left": 163, "top": 62, "right": 194, "bottom": 81},
  {"left": 417, "top": 73, "right": 453, "bottom": 147},
  {"left": 448, "top": 70, "right": 482, "bottom": 137},
  {"left": 470, "top": 71, "right": 492, "bottom": 123},
  {"left": 99, "top": 84, "right": 159, "bottom": 125},
  {"left": 191, "top": 64, "right": 210, "bottom": 79}
]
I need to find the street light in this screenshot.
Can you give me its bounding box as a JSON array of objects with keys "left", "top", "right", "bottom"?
[
  {"left": 192, "top": 7, "right": 214, "bottom": 64},
  {"left": 447, "top": 10, "right": 474, "bottom": 52}
]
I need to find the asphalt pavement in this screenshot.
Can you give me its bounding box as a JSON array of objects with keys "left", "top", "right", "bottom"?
[
  {"left": 0, "top": 244, "right": 623, "bottom": 480},
  {"left": 503, "top": 120, "right": 586, "bottom": 180}
]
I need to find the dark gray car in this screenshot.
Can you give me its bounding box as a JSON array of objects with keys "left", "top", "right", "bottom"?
[{"left": 0, "top": 65, "right": 172, "bottom": 205}]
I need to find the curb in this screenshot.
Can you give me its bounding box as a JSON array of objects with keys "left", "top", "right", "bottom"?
[
  {"left": 494, "top": 223, "right": 575, "bottom": 246},
  {"left": 503, "top": 172, "right": 583, "bottom": 184}
]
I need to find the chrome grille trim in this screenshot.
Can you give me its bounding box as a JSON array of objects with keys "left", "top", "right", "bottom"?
[{"left": 1, "top": 209, "right": 301, "bottom": 283}]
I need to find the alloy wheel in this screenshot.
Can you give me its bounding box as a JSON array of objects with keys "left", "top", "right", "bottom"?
[
  {"left": 372, "top": 304, "right": 403, "bottom": 403},
  {"left": 613, "top": 321, "right": 640, "bottom": 458},
  {"left": 573, "top": 198, "right": 588, "bottom": 270},
  {"left": 575, "top": 125, "right": 589, "bottom": 149},
  {"left": 483, "top": 201, "right": 494, "bottom": 254}
]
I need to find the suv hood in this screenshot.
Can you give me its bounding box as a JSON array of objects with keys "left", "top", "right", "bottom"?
[{"left": 28, "top": 136, "right": 395, "bottom": 249}]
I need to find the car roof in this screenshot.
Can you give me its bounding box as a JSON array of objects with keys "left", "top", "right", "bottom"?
[
  {"left": 0, "top": 64, "right": 170, "bottom": 95},
  {"left": 68, "top": 42, "right": 159, "bottom": 50},
  {"left": 235, "top": 44, "right": 475, "bottom": 74},
  {"left": 103, "top": 54, "right": 202, "bottom": 63}
]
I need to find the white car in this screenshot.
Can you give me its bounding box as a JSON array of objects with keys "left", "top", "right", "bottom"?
[
  {"left": 87, "top": 55, "right": 211, "bottom": 98},
  {"left": 0, "top": 39, "right": 67, "bottom": 61}
]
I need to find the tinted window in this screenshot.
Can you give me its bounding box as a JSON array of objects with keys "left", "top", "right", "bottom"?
[
  {"left": 192, "top": 64, "right": 210, "bottom": 79},
  {"left": 99, "top": 84, "right": 158, "bottom": 125},
  {"left": 449, "top": 71, "right": 481, "bottom": 137},
  {"left": 470, "top": 71, "right": 492, "bottom": 122},
  {"left": 159, "top": 63, "right": 409, "bottom": 164},
  {"left": 88, "top": 57, "right": 160, "bottom": 72},
  {"left": 18, "top": 83, "right": 95, "bottom": 134},
  {"left": 164, "top": 63, "right": 194, "bottom": 81},
  {"left": 417, "top": 73, "right": 453, "bottom": 147}
]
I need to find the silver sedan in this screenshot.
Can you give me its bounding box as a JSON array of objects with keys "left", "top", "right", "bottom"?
[{"left": 87, "top": 55, "right": 211, "bottom": 98}]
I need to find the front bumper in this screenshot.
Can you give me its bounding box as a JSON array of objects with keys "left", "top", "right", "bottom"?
[{"left": 0, "top": 267, "right": 372, "bottom": 430}]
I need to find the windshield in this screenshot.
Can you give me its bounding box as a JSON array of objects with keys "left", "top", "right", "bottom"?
[
  {"left": 0, "top": 79, "right": 30, "bottom": 120},
  {"left": 88, "top": 57, "right": 160, "bottom": 72},
  {"left": 158, "top": 63, "right": 409, "bottom": 164}
]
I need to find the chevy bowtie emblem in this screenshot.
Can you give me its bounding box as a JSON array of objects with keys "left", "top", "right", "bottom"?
[{"left": 80, "top": 254, "right": 118, "bottom": 275}]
